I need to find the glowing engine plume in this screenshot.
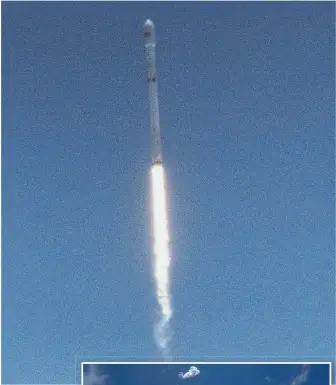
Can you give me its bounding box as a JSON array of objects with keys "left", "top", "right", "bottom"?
[{"left": 151, "top": 162, "right": 172, "bottom": 357}]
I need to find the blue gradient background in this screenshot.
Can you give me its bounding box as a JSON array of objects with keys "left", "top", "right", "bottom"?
[{"left": 2, "top": 2, "right": 335, "bottom": 383}]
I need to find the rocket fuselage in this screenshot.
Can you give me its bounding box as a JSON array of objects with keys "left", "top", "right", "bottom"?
[{"left": 144, "top": 19, "right": 163, "bottom": 165}]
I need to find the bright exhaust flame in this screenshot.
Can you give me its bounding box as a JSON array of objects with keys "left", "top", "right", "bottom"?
[{"left": 151, "top": 162, "right": 172, "bottom": 357}]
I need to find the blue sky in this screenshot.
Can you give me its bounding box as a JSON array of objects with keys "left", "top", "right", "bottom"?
[
  {"left": 82, "top": 363, "right": 330, "bottom": 385},
  {"left": 2, "top": 1, "right": 335, "bottom": 383}
]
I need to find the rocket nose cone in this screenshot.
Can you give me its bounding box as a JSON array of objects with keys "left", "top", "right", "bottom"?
[
  {"left": 144, "top": 19, "right": 154, "bottom": 28},
  {"left": 143, "top": 19, "right": 155, "bottom": 44}
]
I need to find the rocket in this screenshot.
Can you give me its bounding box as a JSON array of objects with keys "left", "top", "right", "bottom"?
[{"left": 143, "top": 19, "right": 163, "bottom": 165}]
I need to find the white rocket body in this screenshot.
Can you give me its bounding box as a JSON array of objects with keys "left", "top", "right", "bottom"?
[{"left": 143, "top": 19, "right": 163, "bottom": 165}]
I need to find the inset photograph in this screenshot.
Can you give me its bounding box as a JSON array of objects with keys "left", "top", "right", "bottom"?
[{"left": 82, "top": 362, "right": 331, "bottom": 385}]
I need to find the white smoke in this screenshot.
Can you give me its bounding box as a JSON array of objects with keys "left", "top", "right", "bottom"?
[
  {"left": 83, "top": 365, "right": 108, "bottom": 385},
  {"left": 179, "top": 366, "right": 200, "bottom": 380},
  {"left": 290, "top": 365, "right": 310, "bottom": 385},
  {"left": 266, "top": 365, "right": 311, "bottom": 385},
  {"left": 154, "top": 315, "right": 172, "bottom": 359}
]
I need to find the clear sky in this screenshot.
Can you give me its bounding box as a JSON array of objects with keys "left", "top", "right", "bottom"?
[
  {"left": 82, "top": 363, "right": 330, "bottom": 385},
  {"left": 2, "top": 1, "right": 335, "bottom": 383}
]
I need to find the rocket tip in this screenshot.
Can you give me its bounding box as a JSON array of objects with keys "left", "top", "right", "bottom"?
[
  {"left": 143, "top": 19, "right": 155, "bottom": 43},
  {"left": 144, "top": 19, "right": 154, "bottom": 28}
]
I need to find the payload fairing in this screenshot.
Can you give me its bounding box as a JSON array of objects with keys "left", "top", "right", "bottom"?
[{"left": 144, "top": 19, "right": 163, "bottom": 165}]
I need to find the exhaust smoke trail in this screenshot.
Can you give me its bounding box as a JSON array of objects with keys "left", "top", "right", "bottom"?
[
  {"left": 83, "top": 365, "right": 108, "bottom": 385},
  {"left": 151, "top": 162, "right": 172, "bottom": 357}
]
